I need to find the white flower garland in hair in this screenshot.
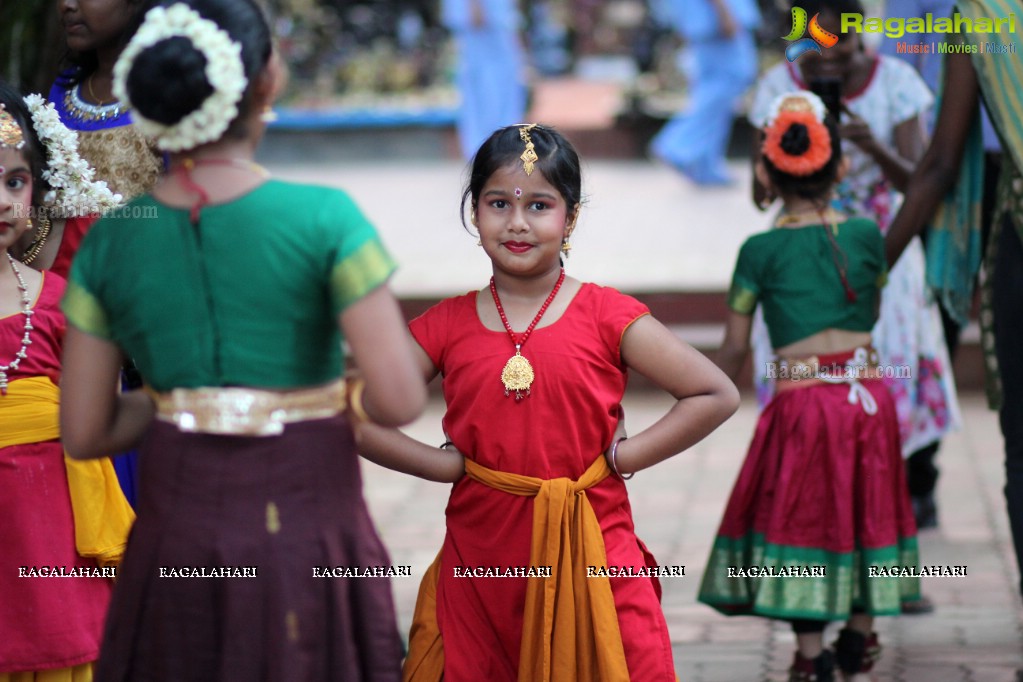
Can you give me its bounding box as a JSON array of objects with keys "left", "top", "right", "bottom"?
[
  {"left": 765, "top": 90, "right": 827, "bottom": 126},
  {"left": 113, "top": 3, "right": 248, "bottom": 152},
  {"left": 24, "top": 94, "right": 123, "bottom": 217}
]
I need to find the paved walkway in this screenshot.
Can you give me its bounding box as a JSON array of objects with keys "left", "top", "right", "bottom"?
[
  {"left": 362, "top": 393, "right": 1021, "bottom": 682},
  {"left": 263, "top": 155, "right": 1021, "bottom": 679}
]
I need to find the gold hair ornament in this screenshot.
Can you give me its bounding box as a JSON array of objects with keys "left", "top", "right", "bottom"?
[
  {"left": 519, "top": 124, "right": 538, "bottom": 175},
  {"left": 0, "top": 105, "right": 25, "bottom": 149}
]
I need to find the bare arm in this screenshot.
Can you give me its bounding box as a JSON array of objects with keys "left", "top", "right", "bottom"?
[
  {"left": 839, "top": 104, "right": 926, "bottom": 193},
  {"left": 885, "top": 52, "right": 980, "bottom": 267},
  {"left": 716, "top": 311, "right": 753, "bottom": 383},
  {"left": 708, "top": 0, "right": 738, "bottom": 38},
  {"left": 354, "top": 341, "right": 464, "bottom": 483},
  {"left": 61, "top": 327, "right": 155, "bottom": 459},
  {"left": 340, "top": 284, "right": 428, "bottom": 427},
  {"left": 611, "top": 315, "right": 741, "bottom": 476}
]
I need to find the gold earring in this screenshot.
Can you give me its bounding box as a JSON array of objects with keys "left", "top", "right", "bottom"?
[
  {"left": 260, "top": 106, "right": 278, "bottom": 123},
  {"left": 470, "top": 208, "right": 477, "bottom": 226},
  {"left": 561, "top": 207, "right": 578, "bottom": 257}
]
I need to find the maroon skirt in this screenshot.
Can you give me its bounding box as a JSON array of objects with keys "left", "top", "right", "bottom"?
[
  {"left": 699, "top": 373, "right": 920, "bottom": 619},
  {"left": 95, "top": 417, "right": 402, "bottom": 682}
]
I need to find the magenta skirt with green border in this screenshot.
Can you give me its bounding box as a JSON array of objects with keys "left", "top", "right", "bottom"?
[{"left": 699, "top": 378, "right": 920, "bottom": 620}]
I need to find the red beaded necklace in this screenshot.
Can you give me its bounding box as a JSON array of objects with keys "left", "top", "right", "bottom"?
[{"left": 489, "top": 268, "right": 566, "bottom": 400}]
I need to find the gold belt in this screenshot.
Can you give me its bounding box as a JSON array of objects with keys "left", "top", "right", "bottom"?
[
  {"left": 770, "top": 346, "right": 881, "bottom": 382},
  {"left": 770, "top": 347, "right": 882, "bottom": 415},
  {"left": 147, "top": 379, "right": 350, "bottom": 436}
]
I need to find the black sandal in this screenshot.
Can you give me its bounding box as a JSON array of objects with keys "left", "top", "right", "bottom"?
[
  {"left": 833, "top": 628, "right": 882, "bottom": 675},
  {"left": 788, "top": 649, "right": 836, "bottom": 682}
]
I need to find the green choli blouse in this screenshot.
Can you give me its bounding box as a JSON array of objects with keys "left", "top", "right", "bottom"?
[
  {"left": 62, "top": 180, "right": 396, "bottom": 391},
  {"left": 728, "top": 217, "right": 887, "bottom": 349}
]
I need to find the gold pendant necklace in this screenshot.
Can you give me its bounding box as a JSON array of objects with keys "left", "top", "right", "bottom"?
[{"left": 489, "top": 269, "right": 566, "bottom": 400}]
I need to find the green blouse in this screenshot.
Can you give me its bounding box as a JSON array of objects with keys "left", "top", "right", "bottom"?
[
  {"left": 728, "top": 217, "right": 887, "bottom": 349},
  {"left": 62, "top": 180, "right": 396, "bottom": 391}
]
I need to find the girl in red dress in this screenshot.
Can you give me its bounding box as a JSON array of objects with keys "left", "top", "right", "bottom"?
[
  {"left": 0, "top": 81, "right": 126, "bottom": 682},
  {"left": 358, "top": 123, "right": 741, "bottom": 681}
]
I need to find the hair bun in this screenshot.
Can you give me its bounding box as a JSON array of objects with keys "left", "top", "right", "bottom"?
[
  {"left": 779, "top": 123, "right": 811, "bottom": 156},
  {"left": 127, "top": 36, "right": 214, "bottom": 126}
]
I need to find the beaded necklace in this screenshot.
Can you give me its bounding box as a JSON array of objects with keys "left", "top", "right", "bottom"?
[
  {"left": 63, "top": 81, "right": 125, "bottom": 123},
  {"left": 0, "top": 254, "right": 35, "bottom": 396},
  {"left": 489, "top": 269, "right": 565, "bottom": 400}
]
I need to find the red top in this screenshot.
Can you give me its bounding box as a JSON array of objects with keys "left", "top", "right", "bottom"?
[
  {"left": 50, "top": 215, "right": 97, "bottom": 280},
  {"left": 1, "top": 271, "right": 66, "bottom": 385},
  {"left": 0, "top": 271, "right": 111, "bottom": 672},
  {"left": 410, "top": 283, "right": 677, "bottom": 681}
]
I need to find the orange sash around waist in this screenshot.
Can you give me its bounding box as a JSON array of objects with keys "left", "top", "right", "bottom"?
[
  {"left": 403, "top": 455, "right": 630, "bottom": 682},
  {"left": 0, "top": 376, "right": 135, "bottom": 568}
]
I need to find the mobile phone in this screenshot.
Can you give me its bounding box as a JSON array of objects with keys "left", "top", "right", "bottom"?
[{"left": 808, "top": 77, "right": 843, "bottom": 122}]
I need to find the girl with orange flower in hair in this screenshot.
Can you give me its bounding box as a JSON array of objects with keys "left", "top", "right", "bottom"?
[{"left": 698, "top": 91, "right": 921, "bottom": 682}]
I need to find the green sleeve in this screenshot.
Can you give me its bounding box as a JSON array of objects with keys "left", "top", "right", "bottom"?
[
  {"left": 61, "top": 223, "right": 113, "bottom": 340},
  {"left": 323, "top": 190, "right": 398, "bottom": 314},
  {"left": 728, "top": 239, "right": 761, "bottom": 315}
]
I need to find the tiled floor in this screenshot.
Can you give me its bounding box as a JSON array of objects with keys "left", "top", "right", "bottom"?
[
  {"left": 265, "top": 150, "right": 1019, "bottom": 679},
  {"left": 362, "top": 393, "right": 1022, "bottom": 681}
]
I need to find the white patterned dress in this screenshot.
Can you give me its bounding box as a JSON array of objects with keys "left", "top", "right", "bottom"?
[{"left": 747, "top": 54, "right": 961, "bottom": 456}]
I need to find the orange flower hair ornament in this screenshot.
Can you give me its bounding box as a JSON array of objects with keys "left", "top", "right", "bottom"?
[{"left": 761, "top": 91, "right": 833, "bottom": 177}]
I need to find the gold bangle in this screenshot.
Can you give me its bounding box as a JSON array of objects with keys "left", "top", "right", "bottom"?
[
  {"left": 609, "top": 437, "right": 633, "bottom": 480},
  {"left": 346, "top": 377, "right": 370, "bottom": 424}
]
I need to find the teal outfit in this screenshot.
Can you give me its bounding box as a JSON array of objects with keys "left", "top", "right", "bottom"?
[
  {"left": 60, "top": 180, "right": 406, "bottom": 681},
  {"left": 63, "top": 180, "right": 395, "bottom": 391},
  {"left": 728, "top": 218, "right": 887, "bottom": 348}
]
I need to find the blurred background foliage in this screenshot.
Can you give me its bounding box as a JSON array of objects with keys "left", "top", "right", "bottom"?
[
  {"left": 1, "top": 1, "right": 810, "bottom": 112},
  {"left": 1, "top": 1, "right": 63, "bottom": 94},
  {"left": 1, "top": 0, "right": 458, "bottom": 105}
]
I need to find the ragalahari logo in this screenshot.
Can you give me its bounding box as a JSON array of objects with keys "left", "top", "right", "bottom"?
[{"left": 784, "top": 7, "right": 840, "bottom": 61}]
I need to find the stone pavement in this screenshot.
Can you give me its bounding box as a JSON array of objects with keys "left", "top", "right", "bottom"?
[
  {"left": 361, "top": 393, "right": 1022, "bottom": 682},
  {"left": 263, "top": 155, "right": 1021, "bottom": 679}
]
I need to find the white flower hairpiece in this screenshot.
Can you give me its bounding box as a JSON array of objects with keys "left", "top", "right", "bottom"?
[
  {"left": 24, "top": 94, "right": 123, "bottom": 217},
  {"left": 113, "top": 3, "right": 248, "bottom": 152},
  {"left": 765, "top": 90, "right": 827, "bottom": 127}
]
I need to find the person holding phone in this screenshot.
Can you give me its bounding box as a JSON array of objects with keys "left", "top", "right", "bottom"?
[{"left": 746, "top": 0, "right": 959, "bottom": 575}]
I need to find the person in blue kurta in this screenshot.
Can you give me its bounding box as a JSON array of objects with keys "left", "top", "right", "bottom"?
[
  {"left": 649, "top": 0, "right": 760, "bottom": 185},
  {"left": 442, "top": 0, "right": 527, "bottom": 159}
]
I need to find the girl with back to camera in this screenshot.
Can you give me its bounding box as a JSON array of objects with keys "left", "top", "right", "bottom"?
[
  {"left": 750, "top": 0, "right": 959, "bottom": 535},
  {"left": 59, "top": 1, "right": 427, "bottom": 680},
  {"left": 698, "top": 91, "right": 921, "bottom": 682},
  {"left": 357, "top": 123, "right": 741, "bottom": 681}
]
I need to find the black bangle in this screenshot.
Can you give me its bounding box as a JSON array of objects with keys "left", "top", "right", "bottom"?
[{"left": 439, "top": 441, "right": 454, "bottom": 450}]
